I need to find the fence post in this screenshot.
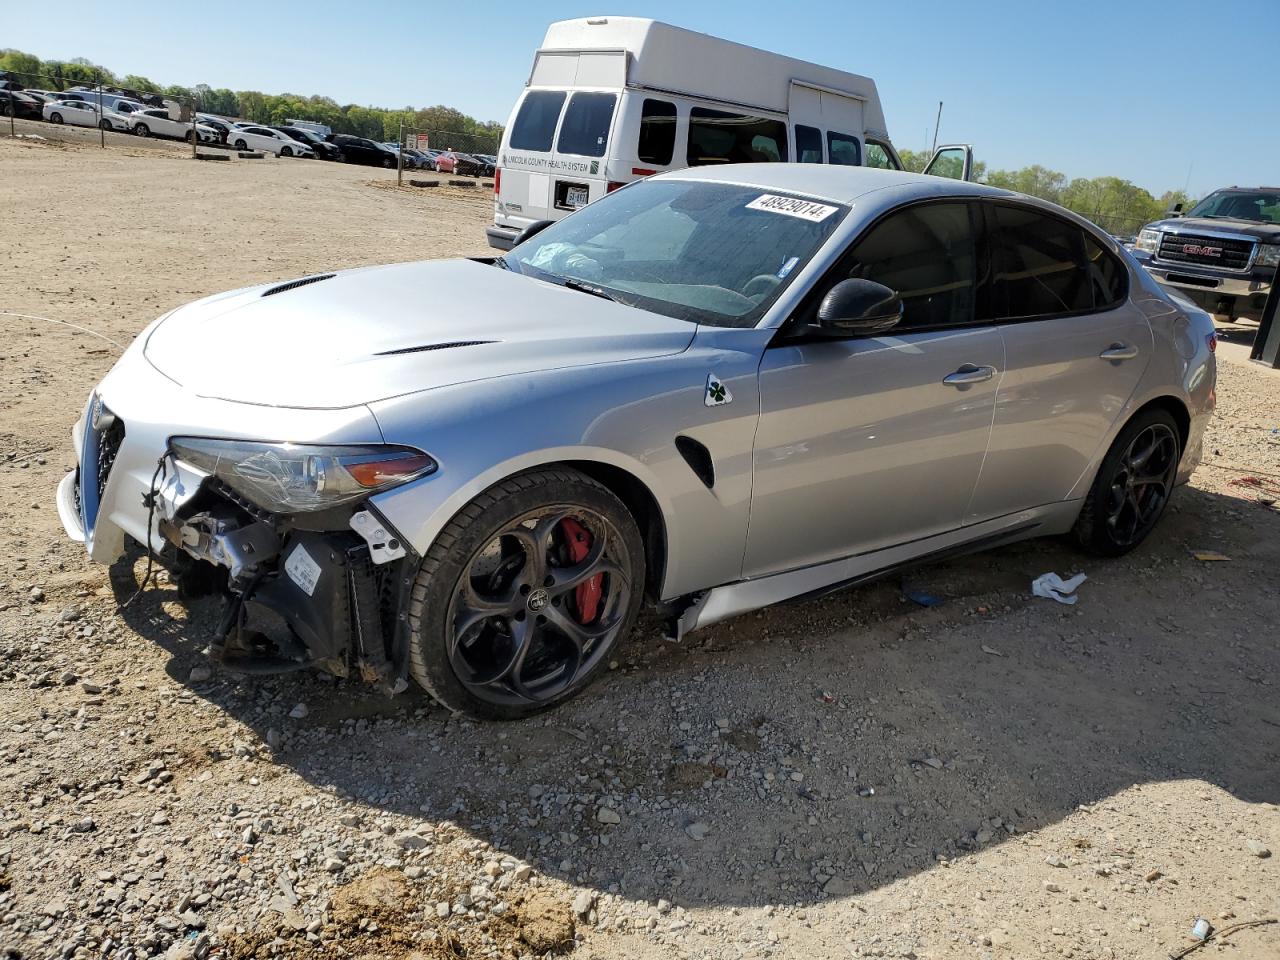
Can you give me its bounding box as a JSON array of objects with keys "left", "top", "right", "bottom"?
[
  {"left": 7, "top": 88, "right": 14, "bottom": 138},
  {"left": 97, "top": 78, "right": 105, "bottom": 149},
  {"left": 397, "top": 121, "right": 403, "bottom": 186},
  {"left": 191, "top": 99, "right": 197, "bottom": 159}
]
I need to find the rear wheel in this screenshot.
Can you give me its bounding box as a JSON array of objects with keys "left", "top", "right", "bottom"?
[
  {"left": 382, "top": 155, "right": 395, "bottom": 168},
  {"left": 407, "top": 468, "right": 645, "bottom": 720},
  {"left": 134, "top": 123, "right": 150, "bottom": 137},
  {"left": 234, "top": 138, "right": 247, "bottom": 150},
  {"left": 50, "top": 112, "right": 63, "bottom": 124},
  {"left": 1074, "top": 408, "right": 1181, "bottom": 556},
  {"left": 98, "top": 118, "right": 111, "bottom": 130}
]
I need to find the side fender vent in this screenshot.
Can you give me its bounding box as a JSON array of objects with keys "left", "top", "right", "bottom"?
[
  {"left": 375, "top": 340, "right": 495, "bottom": 356},
  {"left": 261, "top": 273, "right": 336, "bottom": 297},
  {"left": 675, "top": 435, "right": 715, "bottom": 489}
]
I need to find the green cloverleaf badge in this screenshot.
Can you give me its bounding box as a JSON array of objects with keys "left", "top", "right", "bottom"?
[{"left": 705, "top": 373, "right": 733, "bottom": 408}]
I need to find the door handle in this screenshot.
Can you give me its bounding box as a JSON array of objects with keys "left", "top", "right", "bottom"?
[
  {"left": 1099, "top": 342, "right": 1139, "bottom": 361},
  {"left": 942, "top": 364, "right": 996, "bottom": 386}
]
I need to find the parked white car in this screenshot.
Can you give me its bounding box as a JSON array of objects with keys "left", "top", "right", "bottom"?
[
  {"left": 130, "top": 108, "right": 219, "bottom": 143},
  {"left": 42, "top": 99, "right": 131, "bottom": 131},
  {"left": 228, "top": 125, "right": 315, "bottom": 157}
]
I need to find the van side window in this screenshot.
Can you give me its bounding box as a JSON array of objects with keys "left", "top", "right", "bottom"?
[
  {"left": 510, "top": 91, "right": 566, "bottom": 152},
  {"left": 557, "top": 92, "right": 616, "bottom": 157},
  {"left": 864, "top": 141, "right": 898, "bottom": 170},
  {"left": 795, "top": 125, "right": 823, "bottom": 164},
  {"left": 826, "top": 132, "right": 861, "bottom": 167},
  {"left": 687, "top": 107, "right": 788, "bottom": 166},
  {"left": 638, "top": 98, "right": 676, "bottom": 165}
]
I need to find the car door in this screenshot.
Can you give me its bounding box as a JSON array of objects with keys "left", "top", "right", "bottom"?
[
  {"left": 744, "top": 200, "right": 1004, "bottom": 577},
  {"left": 964, "top": 201, "right": 1151, "bottom": 521}
]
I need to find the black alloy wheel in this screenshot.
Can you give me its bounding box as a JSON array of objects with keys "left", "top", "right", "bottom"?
[
  {"left": 407, "top": 468, "right": 645, "bottom": 720},
  {"left": 1075, "top": 409, "right": 1181, "bottom": 556}
]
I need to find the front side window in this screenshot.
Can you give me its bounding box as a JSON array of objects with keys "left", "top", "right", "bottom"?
[
  {"left": 687, "top": 108, "right": 788, "bottom": 166},
  {"left": 508, "top": 179, "right": 844, "bottom": 328},
  {"left": 795, "top": 124, "right": 823, "bottom": 164},
  {"left": 990, "top": 204, "right": 1092, "bottom": 319},
  {"left": 556, "top": 92, "right": 616, "bottom": 157},
  {"left": 826, "top": 132, "right": 861, "bottom": 167},
  {"left": 637, "top": 98, "right": 676, "bottom": 165},
  {"left": 510, "top": 90, "right": 566, "bottom": 152},
  {"left": 837, "top": 202, "right": 979, "bottom": 328},
  {"left": 864, "top": 141, "right": 898, "bottom": 170}
]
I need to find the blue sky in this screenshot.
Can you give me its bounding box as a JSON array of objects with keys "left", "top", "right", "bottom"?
[{"left": 7, "top": 0, "right": 1273, "bottom": 198}]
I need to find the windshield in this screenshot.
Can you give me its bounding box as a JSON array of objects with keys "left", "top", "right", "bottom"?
[
  {"left": 507, "top": 179, "right": 846, "bottom": 328},
  {"left": 1186, "top": 190, "right": 1280, "bottom": 224}
]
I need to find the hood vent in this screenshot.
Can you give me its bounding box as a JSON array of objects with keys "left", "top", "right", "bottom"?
[
  {"left": 374, "top": 340, "right": 495, "bottom": 357},
  {"left": 261, "top": 273, "right": 336, "bottom": 297}
]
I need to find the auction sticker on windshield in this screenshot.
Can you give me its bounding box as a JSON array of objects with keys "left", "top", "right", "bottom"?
[{"left": 746, "top": 195, "right": 839, "bottom": 222}]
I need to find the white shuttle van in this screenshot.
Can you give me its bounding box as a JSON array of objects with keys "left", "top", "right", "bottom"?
[{"left": 486, "top": 17, "right": 971, "bottom": 249}]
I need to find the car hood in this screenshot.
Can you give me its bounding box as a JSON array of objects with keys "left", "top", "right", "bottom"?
[
  {"left": 1147, "top": 217, "right": 1280, "bottom": 242},
  {"left": 143, "top": 259, "right": 698, "bottom": 409}
]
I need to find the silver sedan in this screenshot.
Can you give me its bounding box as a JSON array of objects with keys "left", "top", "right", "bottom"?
[{"left": 57, "top": 166, "right": 1216, "bottom": 719}]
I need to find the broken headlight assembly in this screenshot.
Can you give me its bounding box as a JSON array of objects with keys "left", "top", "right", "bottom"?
[{"left": 169, "top": 438, "right": 436, "bottom": 514}]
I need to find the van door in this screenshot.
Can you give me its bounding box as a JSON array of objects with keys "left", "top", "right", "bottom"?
[
  {"left": 788, "top": 82, "right": 865, "bottom": 165},
  {"left": 923, "top": 144, "right": 974, "bottom": 181},
  {"left": 547, "top": 90, "right": 619, "bottom": 213}
]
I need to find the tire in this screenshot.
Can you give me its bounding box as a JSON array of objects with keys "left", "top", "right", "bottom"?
[
  {"left": 185, "top": 130, "right": 195, "bottom": 143},
  {"left": 134, "top": 123, "right": 150, "bottom": 138},
  {"left": 1073, "top": 408, "right": 1181, "bottom": 557},
  {"left": 99, "top": 119, "right": 111, "bottom": 130},
  {"left": 50, "top": 113, "right": 63, "bottom": 124},
  {"left": 382, "top": 155, "right": 394, "bottom": 168},
  {"left": 406, "top": 467, "right": 646, "bottom": 720},
  {"left": 234, "top": 139, "right": 247, "bottom": 150},
  {"left": 280, "top": 146, "right": 292, "bottom": 157}
]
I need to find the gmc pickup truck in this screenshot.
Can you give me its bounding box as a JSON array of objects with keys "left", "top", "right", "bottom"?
[{"left": 1131, "top": 186, "right": 1280, "bottom": 321}]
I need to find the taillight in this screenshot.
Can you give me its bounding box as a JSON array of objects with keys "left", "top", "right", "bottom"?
[
  {"left": 606, "top": 181, "right": 625, "bottom": 193},
  {"left": 1206, "top": 332, "right": 1217, "bottom": 353},
  {"left": 494, "top": 168, "right": 501, "bottom": 195},
  {"left": 631, "top": 167, "right": 657, "bottom": 177}
]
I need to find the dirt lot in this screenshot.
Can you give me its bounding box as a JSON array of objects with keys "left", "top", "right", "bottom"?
[{"left": 1, "top": 136, "right": 1278, "bottom": 960}]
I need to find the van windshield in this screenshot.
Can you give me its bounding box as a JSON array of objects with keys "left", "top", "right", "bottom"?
[{"left": 507, "top": 179, "right": 846, "bottom": 328}]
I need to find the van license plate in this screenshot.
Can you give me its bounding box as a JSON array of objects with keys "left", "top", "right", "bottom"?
[{"left": 566, "top": 185, "right": 589, "bottom": 208}]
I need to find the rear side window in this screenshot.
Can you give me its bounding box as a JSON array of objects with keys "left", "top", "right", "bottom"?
[
  {"left": 842, "top": 201, "right": 978, "bottom": 328},
  {"left": 638, "top": 98, "right": 676, "bottom": 165},
  {"left": 795, "top": 124, "right": 823, "bottom": 164},
  {"left": 687, "top": 107, "right": 788, "bottom": 166},
  {"left": 1084, "top": 234, "right": 1128, "bottom": 309},
  {"left": 827, "top": 132, "right": 861, "bottom": 166},
  {"left": 510, "top": 90, "right": 566, "bottom": 152},
  {"left": 991, "top": 205, "right": 1092, "bottom": 318},
  {"left": 557, "top": 92, "right": 616, "bottom": 157}
]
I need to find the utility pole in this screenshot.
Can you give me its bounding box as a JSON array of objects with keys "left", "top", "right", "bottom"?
[{"left": 931, "top": 101, "right": 943, "bottom": 154}]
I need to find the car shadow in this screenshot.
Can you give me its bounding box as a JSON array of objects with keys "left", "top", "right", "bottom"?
[{"left": 108, "top": 481, "right": 1280, "bottom": 908}]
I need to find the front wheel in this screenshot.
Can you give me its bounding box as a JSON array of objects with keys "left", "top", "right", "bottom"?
[
  {"left": 1073, "top": 408, "right": 1181, "bottom": 557},
  {"left": 406, "top": 468, "right": 645, "bottom": 720},
  {"left": 280, "top": 145, "right": 292, "bottom": 157}
]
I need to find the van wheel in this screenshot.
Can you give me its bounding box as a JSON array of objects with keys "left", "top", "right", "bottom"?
[
  {"left": 1073, "top": 408, "right": 1181, "bottom": 557},
  {"left": 406, "top": 468, "right": 645, "bottom": 720}
]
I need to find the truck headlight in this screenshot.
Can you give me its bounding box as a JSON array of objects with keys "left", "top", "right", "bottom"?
[
  {"left": 170, "top": 438, "right": 436, "bottom": 513},
  {"left": 1256, "top": 244, "right": 1280, "bottom": 268},
  {"left": 1135, "top": 228, "right": 1161, "bottom": 254}
]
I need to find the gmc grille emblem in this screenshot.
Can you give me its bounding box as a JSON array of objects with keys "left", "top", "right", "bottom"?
[{"left": 1181, "top": 243, "right": 1222, "bottom": 257}]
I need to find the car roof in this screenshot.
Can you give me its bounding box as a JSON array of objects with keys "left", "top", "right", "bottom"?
[{"left": 661, "top": 163, "right": 1017, "bottom": 206}]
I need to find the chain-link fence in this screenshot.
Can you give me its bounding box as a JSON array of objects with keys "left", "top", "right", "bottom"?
[{"left": 3, "top": 71, "right": 205, "bottom": 156}]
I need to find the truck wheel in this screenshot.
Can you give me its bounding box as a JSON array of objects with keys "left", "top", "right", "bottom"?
[
  {"left": 406, "top": 468, "right": 645, "bottom": 720},
  {"left": 134, "top": 123, "right": 150, "bottom": 137}
]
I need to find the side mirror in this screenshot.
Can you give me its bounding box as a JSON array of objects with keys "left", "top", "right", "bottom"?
[
  {"left": 814, "top": 279, "right": 903, "bottom": 336},
  {"left": 514, "top": 219, "right": 554, "bottom": 246}
]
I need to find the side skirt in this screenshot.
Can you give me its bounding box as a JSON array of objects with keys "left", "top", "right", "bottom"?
[{"left": 676, "top": 501, "right": 1080, "bottom": 636}]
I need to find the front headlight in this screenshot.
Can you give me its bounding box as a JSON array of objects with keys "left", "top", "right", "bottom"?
[
  {"left": 170, "top": 438, "right": 436, "bottom": 513},
  {"left": 1256, "top": 243, "right": 1280, "bottom": 268},
  {"left": 1135, "top": 228, "right": 1162, "bottom": 254}
]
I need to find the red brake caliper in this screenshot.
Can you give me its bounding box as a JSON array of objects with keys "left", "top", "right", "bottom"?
[{"left": 558, "top": 518, "right": 602, "bottom": 624}]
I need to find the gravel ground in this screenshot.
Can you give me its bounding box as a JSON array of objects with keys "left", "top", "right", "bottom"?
[{"left": 1, "top": 136, "right": 1278, "bottom": 960}]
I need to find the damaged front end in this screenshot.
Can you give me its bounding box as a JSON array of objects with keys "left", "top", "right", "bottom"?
[{"left": 152, "top": 439, "right": 433, "bottom": 692}]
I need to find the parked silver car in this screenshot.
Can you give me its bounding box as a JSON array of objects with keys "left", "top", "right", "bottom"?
[{"left": 57, "top": 166, "right": 1216, "bottom": 719}]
